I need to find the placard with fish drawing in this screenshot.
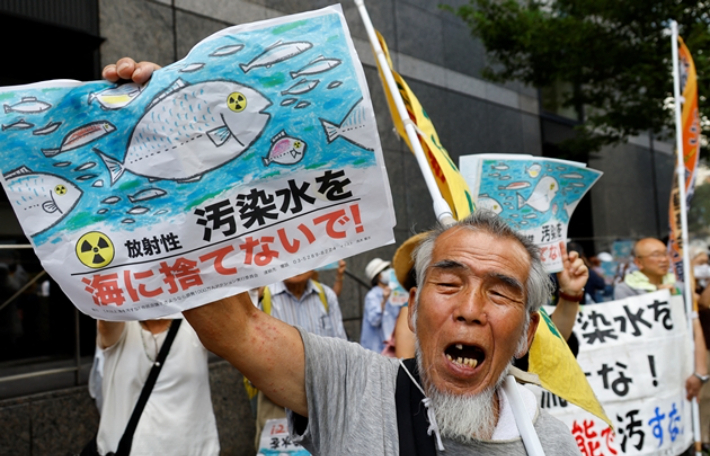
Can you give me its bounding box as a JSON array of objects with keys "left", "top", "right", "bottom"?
[
  {"left": 0, "top": 5, "right": 395, "bottom": 320},
  {"left": 459, "top": 154, "right": 602, "bottom": 272}
]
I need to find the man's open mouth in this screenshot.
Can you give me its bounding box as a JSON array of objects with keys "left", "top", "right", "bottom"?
[{"left": 445, "top": 343, "right": 485, "bottom": 369}]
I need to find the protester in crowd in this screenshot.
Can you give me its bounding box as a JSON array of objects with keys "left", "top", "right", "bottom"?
[
  {"left": 566, "top": 242, "right": 605, "bottom": 304},
  {"left": 614, "top": 237, "right": 708, "bottom": 400},
  {"left": 332, "top": 259, "right": 346, "bottom": 297},
  {"left": 254, "top": 269, "right": 346, "bottom": 446},
  {"left": 92, "top": 318, "right": 219, "bottom": 455},
  {"left": 360, "top": 258, "right": 393, "bottom": 352}
]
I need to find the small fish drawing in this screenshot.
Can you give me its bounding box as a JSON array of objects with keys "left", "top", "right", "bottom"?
[
  {"left": 74, "top": 162, "right": 97, "bottom": 172},
  {"left": 563, "top": 201, "right": 579, "bottom": 218},
  {"left": 491, "top": 164, "right": 509, "bottom": 171},
  {"left": 76, "top": 174, "right": 97, "bottom": 181},
  {"left": 97, "top": 208, "right": 108, "bottom": 214},
  {"left": 3, "top": 97, "right": 52, "bottom": 114},
  {"left": 102, "top": 196, "right": 121, "bottom": 204},
  {"left": 263, "top": 130, "right": 307, "bottom": 166},
  {"left": 89, "top": 83, "right": 143, "bottom": 110},
  {"left": 294, "top": 101, "right": 311, "bottom": 109},
  {"left": 54, "top": 161, "right": 72, "bottom": 168},
  {"left": 2, "top": 119, "right": 34, "bottom": 131},
  {"left": 506, "top": 196, "right": 514, "bottom": 201},
  {"left": 556, "top": 166, "right": 566, "bottom": 170},
  {"left": 498, "top": 193, "right": 506, "bottom": 196},
  {"left": 210, "top": 44, "right": 244, "bottom": 57},
  {"left": 499, "top": 175, "right": 511, "bottom": 180},
  {"left": 320, "top": 98, "right": 375, "bottom": 151},
  {"left": 180, "top": 62, "right": 206, "bottom": 73},
  {"left": 122, "top": 219, "right": 136, "bottom": 224},
  {"left": 516, "top": 176, "right": 559, "bottom": 212},
  {"left": 526, "top": 163, "right": 542, "bottom": 178},
  {"left": 569, "top": 182, "right": 585, "bottom": 187},
  {"left": 281, "top": 98, "right": 298, "bottom": 106},
  {"left": 290, "top": 55, "right": 342, "bottom": 79},
  {"left": 3, "top": 166, "right": 82, "bottom": 236},
  {"left": 281, "top": 79, "right": 319, "bottom": 96},
  {"left": 498, "top": 182, "right": 531, "bottom": 191},
  {"left": 489, "top": 173, "right": 500, "bottom": 178},
  {"left": 520, "top": 221, "right": 529, "bottom": 226},
  {"left": 42, "top": 121, "right": 116, "bottom": 157},
  {"left": 98, "top": 79, "right": 271, "bottom": 184},
  {"left": 33, "top": 121, "right": 62, "bottom": 136},
  {"left": 127, "top": 206, "right": 150, "bottom": 215},
  {"left": 510, "top": 214, "right": 519, "bottom": 218},
  {"left": 327, "top": 81, "right": 343, "bottom": 89},
  {"left": 561, "top": 172, "right": 583, "bottom": 179},
  {"left": 155, "top": 209, "right": 169, "bottom": 215},
  {"left": 523, "top": 213, "right": 537, "bottom": 219},
  {"left": 129, "top": 187, "right": 167, "bottom": 203},
  {"left": 92, "top": 180, "right": 104, "bottom": 188},
  {"left": 240, "top": 40, "right": 313, "bottom": 73},
  {"left": 477, "top": 196, "right": 503, "bottom": 214}
]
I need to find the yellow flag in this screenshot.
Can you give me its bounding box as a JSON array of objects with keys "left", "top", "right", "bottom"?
[
  {"left": 373, "top": 31, "right": 474, "bottom": 220},
  {"left": 530, "top": 308, "right": 612, "bottom": 427}
]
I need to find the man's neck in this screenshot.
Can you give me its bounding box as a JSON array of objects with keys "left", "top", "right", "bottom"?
[
  {"left": 285, "top": 280, "right": 309, "bottom": 299},
  {"left": 140, "top": 319, "right": 172, "bottom": 335},
  {"left": 643, "top": 271, "right": 664, "bottom": 286}
]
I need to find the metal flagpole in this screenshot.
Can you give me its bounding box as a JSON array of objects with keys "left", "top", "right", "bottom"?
[
  {"left": 354, "top": 0, "right": 455, "bottom": 226},
  {"left": 671, "top": 20, "right": 702, "bottom": 456}
]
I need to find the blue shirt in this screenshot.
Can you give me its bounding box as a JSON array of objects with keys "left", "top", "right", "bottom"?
[
  {"left": 360, "top": 286, "right": 401, "bottom": 352},
  {"left": 263, "top": 280, "right": 347, "bottom": 340}
]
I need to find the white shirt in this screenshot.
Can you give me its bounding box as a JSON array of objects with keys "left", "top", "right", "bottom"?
[{"left": 97, "top": 320, "right": 219, "bottom": 456}]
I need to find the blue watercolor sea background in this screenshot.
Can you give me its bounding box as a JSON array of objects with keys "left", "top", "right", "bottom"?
[{"left": 0, "top": 12, "right": 376, "bottom": 247}]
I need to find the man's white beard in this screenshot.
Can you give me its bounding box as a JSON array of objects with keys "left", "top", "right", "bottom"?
[{"left": 417, "top": 350, "right": 509, "bottom": 442}]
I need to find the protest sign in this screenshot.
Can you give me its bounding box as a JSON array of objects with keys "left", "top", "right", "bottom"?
[
  {"left": 258, "top": 419, "right": 310, "bottom": 456},
  {"left": 532, "top": 292, "right": 693, "bottom": 455},
  {"left": 0, "top": 5, "right": 395, "bottom": 320},
  {"left": 459, "top": 154, "right": 602, "bottom": 272}
]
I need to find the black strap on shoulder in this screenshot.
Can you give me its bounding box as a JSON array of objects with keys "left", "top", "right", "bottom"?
[
  {"left": 395, "top": 358, "right": 437, "bottom": 456},
  {"left": 114, "top": 319, "right": 182, "bottom": 456}
]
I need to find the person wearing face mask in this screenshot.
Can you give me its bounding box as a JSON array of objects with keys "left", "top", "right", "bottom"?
[{"left": 360, "top": 258, "right": 395, "bottom": 353}]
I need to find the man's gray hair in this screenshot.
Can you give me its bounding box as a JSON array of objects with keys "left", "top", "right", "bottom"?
[{"left": 412, "top": 210, "right": 552, "bottom": 316}]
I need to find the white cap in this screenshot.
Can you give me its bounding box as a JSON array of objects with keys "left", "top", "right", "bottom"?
[{"left": 365, "top": 258, "right": 391, "bottom": 282}]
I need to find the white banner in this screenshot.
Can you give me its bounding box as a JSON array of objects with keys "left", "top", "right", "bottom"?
[{"left": 532, "top": 292, "right": 693, "bottom": 455}]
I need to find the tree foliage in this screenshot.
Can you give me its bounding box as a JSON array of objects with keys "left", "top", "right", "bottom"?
[{"left": 445, "top": 0, "right": 710, "bottom": 154}]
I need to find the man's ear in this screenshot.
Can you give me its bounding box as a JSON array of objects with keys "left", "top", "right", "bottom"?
[
  {"left": 518, "top": 311, "right": 540, "bottom": 358},
  {"left": 407, "top": 287, "right": 418, "bottom": 332}
]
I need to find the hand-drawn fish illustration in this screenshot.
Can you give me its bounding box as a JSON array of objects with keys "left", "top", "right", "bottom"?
[
  {"left": 97, "top": 208, "right": 108, "bottom": 214},
  {"left": 102, "top": 196, "right": 121, "bottom": 204},
  {"left": 3, "top": 166, "right": 82, "bottom": 236},
  {"left": 327, "top": 81, "right": 343, "bottom": 89},
  {"left": 499, "top": 175, "right": 511, "bottom": 180},
  {"left": 76, "top": 174, "right": 97, "bottom": 181},
  {"left": 127, "top": 207, "right": 150, "bottom": 215},
  {"left": 568, "top": 182, "right": 585, "bottom": 187},
  {"left": 54, "top": 161, "right": 72, "bottom": 168},
  {"left": 89, "top": 83, "right": 144, "bottom": 110},
  {"left": 517, "top": 176, "right": 559, "bottom": 212},
  {"left": 281, "top": 79, "right": 319, "bottom": 96},
  {"left": 498, "top": 182, "right": 530, "bottom": 191},
  {"left": 74, "top": 162, "right": 97, "bottom": 172},
  {"left": 476, "top": 195, "right": 503, "bottom": 214},
  {"left": 281, "top": 98, "right": 298, "bottom": 106},
  {"left": 180, "top": 63, "right": 206, "bottom": 73},
  {"left": 523, "top": 213, "right": 537, "bottom": 219},
  {"left": 129, "top": 187, "right": 167, "bottom": 203},
  {"left": 491, "top": 164, "right": 509, "bottom": 171},
  {"left": 295, "top": 101, "right": 310, "bottom": 109},
  {"left": 2, "top": 119, "right": 34, "bottom": 131},
  {"left": 33, "top": 121, "right": 62, "bottom": 136},
  {"left": 42, "top": 121, "right": 116, "bottom": 157},
  {"left": 3, "top": 97, "right": 52, "bottom": 114},
  {"left": 263, "top": 130, "right": 307, "bottom": 166},
  {"left": 210, "top": 44, "right": 244, "bottom": 57},
  {"left": 122, "top": 219, "right": 135, "bottom": 224},
  {"left": 290, "top": 55, "right": 341, "bottom": 79},
  {"left": 561, "top": 172, "right": 583, "bottom": 179},
  {"left": 489, "top": 173, "right": 500, "bottom": 177},
  {"left": 526, "top": 163, "right": 542, "bottom": 178},
  {"left": 240, "top": 40, "right": 313, "bottom": 73},
  {"left": 320, "top": 98, "right": 375, "bottom": 151},
  {"left": 98, "top": 79, "right": 271, "bottom": 184},
  {"left": 92, "top": 180, "right": 104, "bottom": 188}
]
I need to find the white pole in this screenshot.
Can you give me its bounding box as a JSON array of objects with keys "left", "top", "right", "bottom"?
[
  {"left": 671, "top": 20, "right": 702, "bottom": 456},
  {"left": 354, "top": 0, "right": 455, "bottom": 225},
  {"left": 502, "top": 376, "right": 546, "bottom": 456}
]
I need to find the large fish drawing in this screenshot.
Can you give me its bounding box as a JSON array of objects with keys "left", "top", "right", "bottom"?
[
  {"left": 89, "top": 83, "right": 144, "bottom": 110},
  {"left": 263, "top": 131, "right": 307, "bottom": 166},
  {"left": 320, "top": 98, "right": 376, "bottom": 151},
  {"left": 42, "top": 121, "right": 116, "bottom": 157},
  {"left": 4, "top": 97, "right": 52, "bottom": 114},
  {"left": 290, "top": 56, "right": 342, "bottom": 79},
  {"left": 240, "top": 40, "right": 313, "bottom": 73},
  {"left": 98, "top": 79, "right": 271, "bottom": 184},
  {"left": 516, "top": 176, "right": 559, "bottom": 212},
  {"left": 3, "top": 166, "right": 82, "bottom": 236}
]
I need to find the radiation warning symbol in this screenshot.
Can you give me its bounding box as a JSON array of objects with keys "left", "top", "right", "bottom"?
[
  {"left": 76, "top": 232, "right": 115, "bottom": 269},
  {"left": 54, "top": 185, "right": 67, "bottom": 195},
  {"left": 227, "top": 92, "right": 247, "bottom": 112}
]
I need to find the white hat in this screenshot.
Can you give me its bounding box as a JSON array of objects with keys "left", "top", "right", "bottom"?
[
  {"left": 597, "top": 252, "right": 613, "bottom": 262},
  {"left": 365, "top": 258, "right": 391, "bottom": 282}
]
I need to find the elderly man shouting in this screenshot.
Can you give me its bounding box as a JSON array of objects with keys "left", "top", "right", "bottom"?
[{"left": 182, "top": 211, "right": 579, "bottom": 454}]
